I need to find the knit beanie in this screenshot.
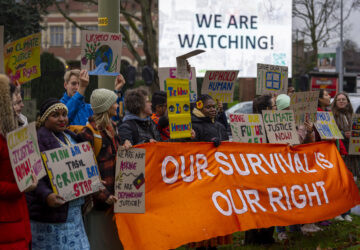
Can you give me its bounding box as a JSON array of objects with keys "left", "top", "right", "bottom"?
[
  {"left": 90, "top": 88, "right": 117, "bottom": 114},
  {"left": 276, "top": 94, "right": 290, "bottom": 110}
]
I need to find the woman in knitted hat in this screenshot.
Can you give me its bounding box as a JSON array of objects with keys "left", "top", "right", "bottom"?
[
  {"left": 27, "top": 97, "right": 90, "bottom": 249},
  {"left": 0, "top": 74, "right": 37, "bottom": 249},
  {"left": 79, "top": 75, "right": 130, "bottom": 250}
]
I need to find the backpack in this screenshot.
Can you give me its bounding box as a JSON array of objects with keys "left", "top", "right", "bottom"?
[{"left": 67, "top": 124, "right": 102, "bottom": 157}]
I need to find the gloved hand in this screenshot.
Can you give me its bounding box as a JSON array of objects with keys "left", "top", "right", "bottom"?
[{"left": 211, "top": 137, "right": 221, "bottom": 147}]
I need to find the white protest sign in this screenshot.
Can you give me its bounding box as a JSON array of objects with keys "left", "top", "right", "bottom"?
[
  {"left": 158, "top": 67, "right": 197, "bottom": 102},
  {"left": 229, "top": 113, "right": 266, "bottom": 143},
  {"left": 0, "top": 26, "right": 4, "bottom": 74},
  {"left": 80, "top": 30, "right": 122, "bottom": 76},
  {"left": 7, "top": 122, "right": 46, "bottom": 192},
  {"left": 262, "top": 110, "right": 300, "bottom": 145},
  {"left": 115, "top": 148, "right": 146, "bottom": 213},
  {"left": 201, "top": 70, "right": 238, "bottom": 103},
  {"left": 314, "top": 111, "right": 343, "bottom": 140},
  {"left": 42, "top": 142, "right": 103, "bottom": 201},
  {"left": 256, "top": 63, "right": 288, "bottom": 95},
  {"left": 290, "top": 91, "right": 319, "bottom": 126},
  {"left": 349, "top": 114, "right": 360, "bottom": 155}
]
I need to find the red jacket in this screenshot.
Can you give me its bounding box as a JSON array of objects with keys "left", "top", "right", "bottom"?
[{"left": 0, "top": 135, "right": 31, "bottom": 249}]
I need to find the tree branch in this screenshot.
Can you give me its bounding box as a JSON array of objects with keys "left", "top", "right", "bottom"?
[{"left": 54, "top": 1, "right": 84, "bottom": 30}]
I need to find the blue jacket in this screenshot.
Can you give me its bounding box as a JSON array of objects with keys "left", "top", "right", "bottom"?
[{"left": 60, "top": 92, "right": 93, "bottom": 125}]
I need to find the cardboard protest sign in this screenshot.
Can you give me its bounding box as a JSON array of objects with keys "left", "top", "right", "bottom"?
[
  {"left": 290, "top": 91, "right": 319, "bottom": 126},
  {"left": 166, "top": 78, "right": 192, "bottom": 139},
  {"left": 201, "top": 70, "right": 239, "bottom": 103},
  {"left": 41, "top": 142, "right": 103, "bottom": 201},
  {"left": 314, "top": 111, "right": 343, "bottom": 140},
  {"left": 349, "top": 114, "right": 360, "bottom": 155},
  {"left": 4, "top": 33, "right": 41, "bottom": 84},
  {"left": 7, "top": 122, "right": 46, "bottom": 192},
  {"left": 114, "top": 148, "right": 146, "bottom": 213},
  {"left": 80, "top": 31, "right": 121, "bottom": 76},
  {"left": 256, "top": 63, "right": 288, "bottom": 95},
  {"left": 0, "top": 26, "right": 4, "bottom": 74},
  {"left": 176, "top": 49, "right": 205, "bottom": 79},
  {"left": 229, "top": 113, "right": 266, "bottom": 143},
  {"left": 262, "top": 110, "right": 300, "bottom": 145},
  {"left": 115, "top": 141, "right": 360, "bottom": 250},
  {"left": 158, "top": 67, "right": 197, "bottom": 102}
]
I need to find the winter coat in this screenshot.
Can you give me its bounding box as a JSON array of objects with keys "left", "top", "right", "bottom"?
[
  {"left": 26, "top": 127, "right": 82, "bottom": 223},
  {"left": 118, "top": 113, "right": 162, "bottom": 145},
  {"left": 0, "top": 135, "right": 31, "bottom": 249},
  {"left": 191, "top": 109, "right": 229, "bottom": 142},
  {"left": 60, "top": 92, "right": 93, "bottom": 125},
  {"left": 78, "top": 117, "right": 120, "bottom": 211}
]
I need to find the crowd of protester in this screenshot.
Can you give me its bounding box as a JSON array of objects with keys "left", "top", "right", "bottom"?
[{"left": 0, "top": 68, "right": 359, "bottom": 249}]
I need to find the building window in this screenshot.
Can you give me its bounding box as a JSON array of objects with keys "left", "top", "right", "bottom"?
[
  {"left": 50, "top": 26, "right": 64, "bottom": 46},
  {"left": 71, "top": 26, "right": 77, "bottom": 46},
  {"left": 82, "top": 25, "right": 98, "bottom": 31}
]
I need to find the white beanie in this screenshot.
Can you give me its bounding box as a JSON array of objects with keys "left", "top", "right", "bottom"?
[
  {"left": 90, "top": 88, "right": 117, "bottom": 114},
  {"left": 276, "top": 94, "right": 291, "bottom": 110}
]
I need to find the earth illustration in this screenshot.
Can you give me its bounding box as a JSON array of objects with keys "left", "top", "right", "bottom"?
[{"left": 94, "top": 45, "right": 113, "bottom": 71}]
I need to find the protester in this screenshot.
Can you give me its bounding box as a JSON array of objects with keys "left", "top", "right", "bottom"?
[
  {"left": 119, "top": 87, "right": 161, "bottom": 145},
  {"left": 244, "top": 94, "right": 275, "bottom": 246},
  {"left": 79, "top": 82, "right": 130, "bottom": 250},
  {"left": 10, "top": 82, "right": 28, "bottom": 126},
  {"left": 287, "top": 85, "right": 295, "bottom": 97},
  {"left": 60, "top": 69, "right": 93, "bottom": 125},
  {"left": 151, "top": 90, "right": 170, "bottom": 140},
  {"left": 27, "top": 98, "right": 89, "bottom": 249},
  {"left": 189, "top": 94, "right": 230, "bottom": 249},
  {"left": 331, "top": 92, "right": 355, "bottom": 222},
  {"left": 0, "top": 74, "right": 37, "bottom": 249}
]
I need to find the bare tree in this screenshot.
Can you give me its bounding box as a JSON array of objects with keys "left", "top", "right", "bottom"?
[{"left": 293, "top": 0, "right": 360, "bottom": 69}]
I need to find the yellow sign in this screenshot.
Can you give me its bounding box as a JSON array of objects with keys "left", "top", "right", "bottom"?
[
  {"left": 98, "top": 17, "right": 108, "bottom": 26},
  {"left": 166, "top": 78, "right": 192, "bottom": 139},
  {"left": 4, "top": 33, "right": 41, "bottom": 84}
]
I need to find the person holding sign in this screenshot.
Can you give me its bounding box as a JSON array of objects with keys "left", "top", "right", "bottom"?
[
  {"left": 189, "top": 94, "right": 230, "bottom": 248},
  {"left": 119, "top": 87, "right": 161, "bottom": 145},
  {"left": 151, "top": 90, "right": 170, "bottom": 140},
  {"left": 331, "top": 92, "right": 356, "bottom": 222},
  {"left": 79, "top": 88, "right": 126, "bottom": 250},
  {"left": 27, "top": 98, "right": 90, "bottom": 249},
  {"left": 0, "top": 74, "right": 37, "bottom": 249}
]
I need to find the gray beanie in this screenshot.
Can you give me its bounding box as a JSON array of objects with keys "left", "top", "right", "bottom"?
[{"left": 90, "top": 88, "right": 117, "bottom": 114}]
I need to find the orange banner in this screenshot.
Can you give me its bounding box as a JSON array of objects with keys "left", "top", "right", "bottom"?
[{"left": 115, "top": 141, "right": 360, "bottom": 250}]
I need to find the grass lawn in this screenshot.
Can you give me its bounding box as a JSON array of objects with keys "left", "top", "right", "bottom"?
[{"left": 176, "top": 214, "right": 360, "bottom": 249}]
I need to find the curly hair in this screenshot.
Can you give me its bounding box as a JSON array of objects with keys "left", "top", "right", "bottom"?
[
  {"left": 0, "top": 74, "right": 17, "bottom": 136},
  {"left": 124, "top": 87, "right": 150, "bottom": 115},
  {"left": 253, "top": 95, "right": 273, "bottom": 114}
]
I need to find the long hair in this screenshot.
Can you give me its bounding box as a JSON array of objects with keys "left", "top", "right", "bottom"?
[
  {"left": 331, "top": 92, "right": 353, "bottom": 131},
  {"left": 0, "top": 74, "right": 17, "bottom": 136},
  {"left": 253, "top": 95, "right": 272, "bottom": 114},
  {"left": 93, "top": 111, "right": 114, "bottom": 138}
]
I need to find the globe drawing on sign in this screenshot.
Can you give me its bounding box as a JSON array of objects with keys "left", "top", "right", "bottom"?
[{"left": 89, "top": 45, "right": 119, "bottom": 76}]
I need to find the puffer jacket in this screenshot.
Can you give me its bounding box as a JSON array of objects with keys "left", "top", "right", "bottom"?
[{"left": 0, "top": 135, "right": 31, "bottom": 249}]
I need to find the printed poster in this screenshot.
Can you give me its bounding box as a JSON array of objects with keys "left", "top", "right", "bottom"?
[
  {"left": 114, "top": 148, "right": 146, "bottom": 213},
  {"left": 314, "top": 111, "right": 343, "bottom": 140},
  {"left": 7, "top": 122, "right": 46, "bottom": 192},
  {"left": 349, "top": 114, "right": 360, "bottom": 155},
  {"left": 0, "top": 26, "right": 4, "bottom": 74},
  {"left": 256, "top": 63, "right": 288, "bottom": 95},
  {"left": 229, "top": 113, "right": 266, "bottom": 143},
  {"left": 201, "top": 70, "right": 239, "bottom": 103},
  {"left": 42, "top": 142, "right": 103, "bottom": 201},
  {"left": 81, "top": 31, "right": 122, "bottom": 76},
  {"left": 166, "top": 78, "right": 192, "bottom": 139},
  {"left": 159, "top": 67, "right": 198, "bottom": 102},
  {"left": 262, "top": 110, "right": 300, "bottom": 145},
  {"left": 290, "top": 91, "right": 319, "bottom": 126},
  {"left": 4, "top": 33, "right": 41, "bottom": 84}
]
